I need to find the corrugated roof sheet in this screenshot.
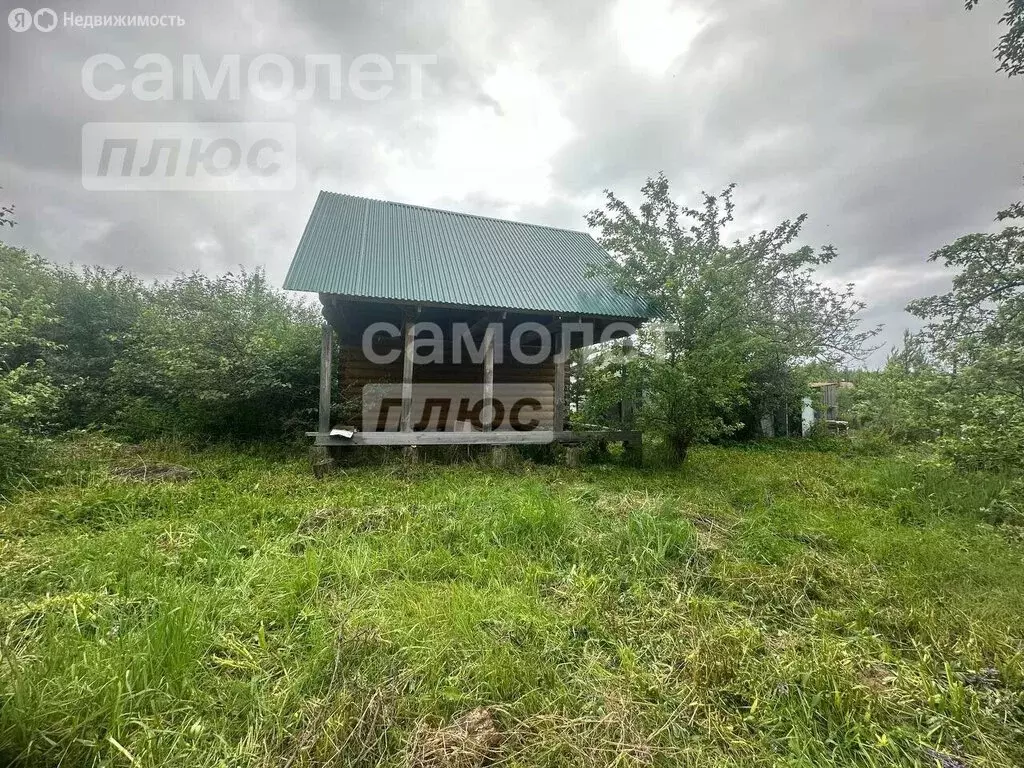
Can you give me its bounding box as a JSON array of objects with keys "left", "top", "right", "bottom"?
[{"left": 283, "top": 191, "right": 650, "bottom": 319}]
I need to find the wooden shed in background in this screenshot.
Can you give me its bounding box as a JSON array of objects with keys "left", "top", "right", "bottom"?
[{"left": 283, "top": 192, "right": 649, "bottom": 455}]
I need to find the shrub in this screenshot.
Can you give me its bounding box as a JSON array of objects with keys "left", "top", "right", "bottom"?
[{"left": 0, "top": 245, "right": 59, "bottom": 489}]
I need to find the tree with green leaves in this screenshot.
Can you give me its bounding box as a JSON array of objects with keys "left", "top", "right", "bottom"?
[
  {"left": 582, "top": 174, "right": 876, "bottom": 460},
  {"left": 0, "top": 190, "right": 15, "bottom": 229},
  {"left": 861, "top": 0, "right": 1024, "bottom": 465},
  {"left": 863, "top": 3, "right": 1024, "bottom": 468},
  {"left": 908, "top": 203, "right": 1023, "bottom": 366},
  {"left": 903, "top": 200, "right": 1024, "bottom": 469},
  {"left": 967, "top": 0, "right": 1024, "bottom": 77}
]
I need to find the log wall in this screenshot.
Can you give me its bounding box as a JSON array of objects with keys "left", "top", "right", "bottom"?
[{"left": 339, "top": 345, "right": 557, "bottom": 431}]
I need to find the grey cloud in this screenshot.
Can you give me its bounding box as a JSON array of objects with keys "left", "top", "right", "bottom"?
[{"left": 1, "top": 0, "right": 1021, "bottom": 366}]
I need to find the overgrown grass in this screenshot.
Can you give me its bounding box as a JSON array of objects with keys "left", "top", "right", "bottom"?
[{"left": 1, "top": 438, "right": 1022, "bottom": 767}]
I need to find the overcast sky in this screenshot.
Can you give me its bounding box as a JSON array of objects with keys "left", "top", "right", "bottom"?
[{"left": 2, "top": 0, "right": 1023, "bottom": 364}]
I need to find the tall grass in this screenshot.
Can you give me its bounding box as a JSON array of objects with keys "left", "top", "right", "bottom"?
[{"left": 1, "top": 439, "right": 1022, "bottom": 766}]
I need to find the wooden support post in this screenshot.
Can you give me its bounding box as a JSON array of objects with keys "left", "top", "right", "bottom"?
[
  {"left": 491, "top": 446, "right": 511, "bottom": 469},
  {"left": 318, "top": 322, "right": 333, "bottom": 435},
  {"left": 565, "top": 445, "right": 581, "bottom": 468},
  {"left": 553, "top": 321, "right": 565, "bottom": 432},
  {"left": 400, "top": 312, "right": 415, "bottom": 433},
  {"left": 401, "top": 310, "right": 417, "bottom": 463},
  {"left": 482, "top": 323, "right": 495, "bottom": 431}
]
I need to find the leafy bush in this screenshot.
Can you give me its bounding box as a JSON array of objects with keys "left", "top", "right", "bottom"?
[
  {"left": 46, "top": 265, "right": 146, "bottom": 428},
  {"left": 0, "top": 242, "right": 323, "bottom": 448},
  {"left": 107, "top": 271, "right": 321, "bottom": 441},
  {"left": 849, "top": 347, "right": 946, "bottom": 444},
  {"left": 935, "top": 347, "right": 1024, "bottom": 471},
  {"left": 0, "top": 245, "right": 59, "bottom": 489}
]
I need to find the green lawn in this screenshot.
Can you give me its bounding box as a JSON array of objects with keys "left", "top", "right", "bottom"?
[{"left": 1, "top": 440, "right": 1022, "bottom": 767}]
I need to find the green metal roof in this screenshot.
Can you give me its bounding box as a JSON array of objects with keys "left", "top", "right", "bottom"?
[{"left": 283, "top": 191, "right": 649, "bottom": 319}]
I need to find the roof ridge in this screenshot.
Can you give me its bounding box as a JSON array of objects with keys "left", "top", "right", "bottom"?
[{"left": 321, "top": 190, "right": 595, "bottom": 239}]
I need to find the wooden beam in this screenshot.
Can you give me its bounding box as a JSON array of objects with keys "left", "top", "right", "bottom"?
[
  {"left": 467, "top": 312, "right": 498, "bottom": 340},
  {"left": 482, "top": 322, "right": 495, "bottom": 430},
  {"left": 318, "top": 322, "right": 333, "bottom": 434},
  {"left": 318, "top": 294, "right": 346, "bottom": 335},
  {"left": 308, "top": 430, "right": 641, "bottom": 447},
  {"left": 553, "top": 322, "right": 566, "bottom": 431},
  {"left": 400, "top": 310, "right": 416, "bottom": 432}
]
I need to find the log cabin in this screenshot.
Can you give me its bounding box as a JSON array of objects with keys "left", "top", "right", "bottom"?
[{"left": 283, "top": 191, "right": 650, "bottom": 457}]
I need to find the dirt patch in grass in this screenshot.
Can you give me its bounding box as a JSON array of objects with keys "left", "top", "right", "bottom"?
[
  {"left": 690, "top": 513, "right": 735, "bottom": 552},
  {"left": 296, "top": 507, "right": 356, "bottom": 534},
  {"left": 961, "top": 666, "right": 1001, "bottom": 690},
  {"left": 922, "top": 747, "right": 969, "bottom": 768},
  {"left": 297, "top": 506, "right": 399, "bottom": 535},
  {"left": 409, "top": 707, "right": 502, "bottom": 768},
  {"left": 111, "top": 464, "right": 196, "bottom": 482},
  {"left": 595, "top": 490, "right": 668, "bottom": 517},
  {"left": 857, "top": 664, "right": 895, "bottom": 694}
]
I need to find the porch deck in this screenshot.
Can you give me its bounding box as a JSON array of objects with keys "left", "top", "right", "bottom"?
[{"left": 306, "top": 430, "right": 641, "bottom": 447}]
